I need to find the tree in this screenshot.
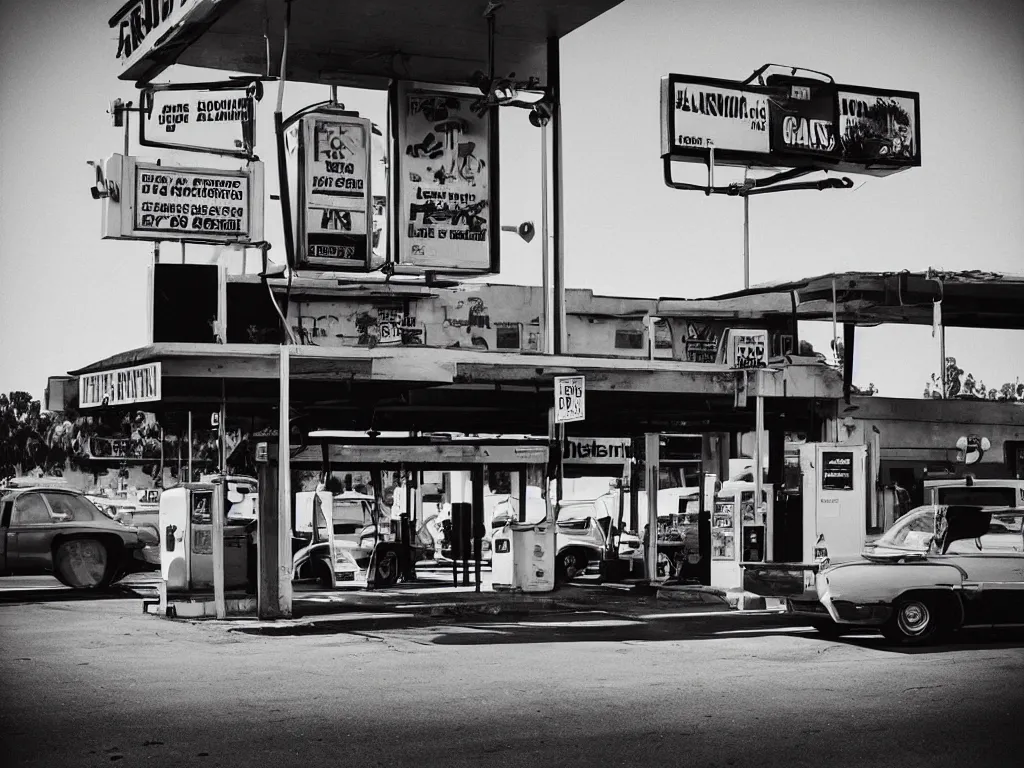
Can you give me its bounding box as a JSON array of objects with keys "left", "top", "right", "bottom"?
[
  {"left": 922, "top": 358, "right": 1021, "bottom": 401},
  {"left": 830, "top": 339, "right": 879, "bottom": 397}
]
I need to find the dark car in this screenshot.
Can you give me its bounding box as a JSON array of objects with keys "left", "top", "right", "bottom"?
[{"left": 0, "top": 486, "right": 153, "bottom": 589}]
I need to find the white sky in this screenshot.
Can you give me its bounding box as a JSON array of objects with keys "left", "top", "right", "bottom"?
[{"left": 1, "top": 0, "right": 1022, "bottom": 401}]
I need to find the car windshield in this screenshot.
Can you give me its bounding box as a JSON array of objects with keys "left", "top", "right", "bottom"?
[
  {"left": 877, "top": 506, "right": 938, "bottom": 550},
  {"left": 937, "top": 487, "right": 1016, "bottom": 506},
  {"left": 333, "top": 499, "right": 372, "bottom": 531},
  {"left": 44, "top": 493, "right": 101, "bottom": 522}
]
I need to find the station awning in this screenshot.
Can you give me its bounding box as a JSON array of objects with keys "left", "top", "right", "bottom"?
[
  {"left": 657, "top": 270, "right": 1024, "bottom": 331},
  {"left": 64, "top": 342, "right": 841, "bottom": 436},
  {"left": 115, "top": 0, "right": 627, "bottom": 87}
]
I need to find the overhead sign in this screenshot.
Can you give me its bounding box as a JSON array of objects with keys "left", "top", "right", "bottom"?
[
  {"left": 89, "top": 437, "right": 146, "bottom": 460},
  {"left": 726, "top": 329, "right": 769, "bottom": 369},
  {"left": 821, "top": 451, "right": 854, "bottom": 491},
  {"left": 836, "top": 86, "right": 920, "bottom": 171},
  {"left": 295, "top": 111, "right": 373, "bottom": 270},
  {"left": 110, "top": 0, "right": 229, "bottom": 82},
  {"left": 395, "top": 81, "right": 498, "bottom": 274},
  {"left": 562, "top": 437, "right": 631, "bottom": 464},
  {"left": 554, "top": 376, "right": 586, "bottom": 424},
  {"left": 79, "top": 363, "right": 162, "bottom": 409},
  {"left": 140, "top": 80, "right": 261, "bottom": 160},
  {"left": 661, "top": 74, "right": 770, "bottom": 161},
  {"left": 96, "top": 154, "right": 264, "bottom": 245},
  {"left": 661, "top": 72, "right": 921, "bottom": 176}
]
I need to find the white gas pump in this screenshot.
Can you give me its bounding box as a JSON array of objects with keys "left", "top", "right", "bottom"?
[
  {"left": 156, "top": 483, "right": 252, "bottom": 616},
  {"left": 492, "top": 478, "right": 556, "bottom": 593},
  {"left": 799, "top": 443, "right": 868, "bottom": 561}
]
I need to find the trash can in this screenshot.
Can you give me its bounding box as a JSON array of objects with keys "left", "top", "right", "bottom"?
[{"left": 491, "top": 520, "right": 555, "bottom": 593}]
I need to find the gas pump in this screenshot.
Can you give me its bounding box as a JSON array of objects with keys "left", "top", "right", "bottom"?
[
  {"left": 156, "top": 482, "right": 252, "bottom": 616},
  {"left": 711, "top": 483, "right": 774, "bottom": 589},
  {"left": 798, "top": 443, "right": 868, "bottom": 560}
]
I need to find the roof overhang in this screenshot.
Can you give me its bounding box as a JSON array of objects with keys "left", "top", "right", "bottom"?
[
  {"left": 658, "top": 271, "right": 1024, "bottom": 330},
  {"left": 114, "top": 0, "right": 627, "bottom": 88}
]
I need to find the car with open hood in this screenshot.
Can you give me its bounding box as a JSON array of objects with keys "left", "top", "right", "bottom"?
[{"left": 810, "top": 504, "right": 1024, "bottom": 644}]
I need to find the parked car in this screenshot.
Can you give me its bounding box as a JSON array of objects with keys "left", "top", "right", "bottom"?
[
  {"left": 0, "top": 486, "right": 155, "bottom": 588},
  {"left": 84, "top": 495, "right": 161, "bottom": 569},
  {"left": 808, "top": 505, "right": 1024, "bottom": 645}
]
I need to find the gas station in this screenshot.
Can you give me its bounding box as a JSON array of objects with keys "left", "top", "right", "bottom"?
[{"left": 61, "top": 0, "right": 1024, "bottom": 622}]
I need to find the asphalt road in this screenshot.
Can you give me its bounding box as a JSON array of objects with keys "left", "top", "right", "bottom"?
[{"left": 1, "top": 589, "right": 1023, "bottom": 767}]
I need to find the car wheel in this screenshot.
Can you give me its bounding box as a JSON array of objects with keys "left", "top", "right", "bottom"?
[
  {"left": 881, "top": 595, "right": 943, "bottom": 645},
  {"left": 811, "top": 619, "right": 845, "bottom": 639},
  {"left": 375, "top": 550, "right": 399, "bottom": 587},
  {"left": 53, "top": 538, "right": 115, "bottom": 589},
  {"left": 557, "top": 551, "right": 587, "bottom": 582},
  {"left": 316, "top": 560, "right": 334, "bottom": 589}
]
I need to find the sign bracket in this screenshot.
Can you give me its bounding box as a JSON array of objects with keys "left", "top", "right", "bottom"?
[{"left": 662, "top": 159, "right": 853, "bottom": 196}]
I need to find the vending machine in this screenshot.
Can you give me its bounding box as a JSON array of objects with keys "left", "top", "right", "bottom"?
[
  {"left": 798, "top": 443, "right": 868, "bottom": 561},
  {"left": 710, "top": 483, "right": 774, "bottom": 589}
]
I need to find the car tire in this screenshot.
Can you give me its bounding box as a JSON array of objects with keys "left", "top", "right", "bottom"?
[
  {"left": 316, "top": 560, "right": 334, "bottom": 589},
  {"left": 557, "top": 550, "right": 588, "bottom": 582},
  {"left": 881, "top": 594, "right": 945, "bottom": 646},
  {"left": 811, "top": 619, "right": 845, "bottom": 639},
  {"left": 375, "top": 550, "right": 399, "bottom": 587},
  {"left": 53, "top": 538, "right": 115, "bottom": 590}
]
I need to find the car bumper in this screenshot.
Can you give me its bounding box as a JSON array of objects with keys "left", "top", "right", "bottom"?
[{"left": 818, "top": 590, "right": 892, "bottom": 626}]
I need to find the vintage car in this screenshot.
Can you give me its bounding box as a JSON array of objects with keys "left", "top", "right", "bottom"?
[
  {"left": 0, "top": 486, "right": 155, "bottom": 588},
  {"left": 808, "top": 505, "right": 1024, "bottom": 645}
]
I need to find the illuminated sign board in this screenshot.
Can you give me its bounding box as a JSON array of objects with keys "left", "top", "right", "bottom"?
[
  {"left": 395, "top": 81, "right": 498, "bottom": 274},
  {"left": 661, "top": 75, "right": 770, "bottom": 160},
  {"left": 95, "top": 154, "right": 264, "bottom": 245},
  {"left": 79, "top": 363, "right": 161, "bottom": 409}
]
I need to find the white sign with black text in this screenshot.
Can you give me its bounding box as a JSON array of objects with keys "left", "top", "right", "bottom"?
[
  {"left": 554, "top": 376, "right": 586, "bottom": 424},
  {"left": 79, "top": 363, "right": 162, "bottom": 409}
]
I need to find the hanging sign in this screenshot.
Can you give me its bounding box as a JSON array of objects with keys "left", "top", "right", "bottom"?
[
  {"left": 296, "top": 111, "right": 373, "bottom": 270},
  {"left": 766, "top": 76, "right": 838, "bottom": 159},
  {"left": 96, "top": 154, "right": 264, "bottom": 245},
  {"left": 79, "top": 363, "right": 162, "bottom": 409},
  {"left": 140, "top": 80, "right": 261, "bottom": 160},
  {"left": 660, "top": 74, "right": 771, "bottom": 161},
  {"left": 395, "top": 81, "right": 497, "bottom": 273},
  {"left": 554, "top": 376, "right": 586, "bottom": 424}
]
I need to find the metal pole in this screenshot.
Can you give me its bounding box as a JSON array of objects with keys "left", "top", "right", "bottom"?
[
  {"left": 187, "top": 411, "right": 193, "bottom": 482},
  {"left": 219, "top": 380, "right": 227, "bottom": 474},
  {"left": 540, "top": 123, "right": 551, "bottom": 355},
  {"left": 547, "top": 36, "right": 566, "bottom": 354},
  {"left": 211, "top": 477, "right": 227, "bottom": 619},
  {"left": 277, "top": 345, "right": 293, "bottom": 616},
  {"left": 743, "top": 193, "right": 750, "bottom": 290},
  {"left": 644, "top": 433, "right": 659, "bottom": 582},
  {"left": 939, "top": 323, "right": 947, "bottom": 398}
]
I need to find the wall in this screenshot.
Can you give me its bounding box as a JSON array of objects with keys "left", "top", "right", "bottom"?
[{"left": 835, "top": 396, "right": 1024, "bottom": 482}]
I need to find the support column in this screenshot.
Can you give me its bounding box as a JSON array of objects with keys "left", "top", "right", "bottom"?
[
  {"left": 257, "top": 442, "right": 282, "bottom": 618},
  {"left": 211, "top": 476, "right": 226, "bottom": 619},
  {"left": 547, "top": 36, "right": 566, "bottom": 354},
  {"left": 644, "top": 433, "right": 660, "bottom": 582}
]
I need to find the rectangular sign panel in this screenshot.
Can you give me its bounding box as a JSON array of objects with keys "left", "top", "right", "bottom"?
[
  {"left": 396, "top": 82, "right": 496, "bottom": 273},
  {"left": 726, "top": 329, "right": 769, "bottom": 369},
  {"left": 297, "top": 112, "right": 373, "bottom": 270},
  {"left": 554, "top": 376, "right": 586, "bottom": 424},
  {"left": 562, "top": 437, "right": 632, "bottom": 464},
  {"left": 661, "top": 74, "right": 770, "bottom": 161},
  {"left": 110, "top": 0, "right": 229, "bottom": 82},
  {"left": 79, "top": 363, "right": 162, "bottom": 409},
  {"left": 140, "top": 80, "right": 259, "bottom": 159},
  {"left": 836, "top": 86, "right": 920, "bottom": 171},
  {"left": 821, "top": 451, "right": 855, "bottom": 491},
  {"left": 98, "top": 155, "right": 264, "bottom": 245},
  {"left": 767, "top": 77, "right": 838, "bottom": 159}
]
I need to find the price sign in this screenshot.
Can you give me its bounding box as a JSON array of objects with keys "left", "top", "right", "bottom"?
[{"left": 554, "top": 376, "right": 586, "bottom": 424}]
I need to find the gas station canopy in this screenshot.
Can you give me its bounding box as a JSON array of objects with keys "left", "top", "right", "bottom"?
[
  {"left": 659, "top": 270, "right": 1024, "bottom": 331},
  {"left": 117, "top": 0, "right": 627, "bottom": 87}
]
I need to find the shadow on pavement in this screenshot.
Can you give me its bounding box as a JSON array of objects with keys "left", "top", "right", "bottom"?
[
  {"left": 835, "top": 627, "right": 1024, "bottom": 655},
  {"left": 0, "top": 584, "right": 152, "bottom": 604}
]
